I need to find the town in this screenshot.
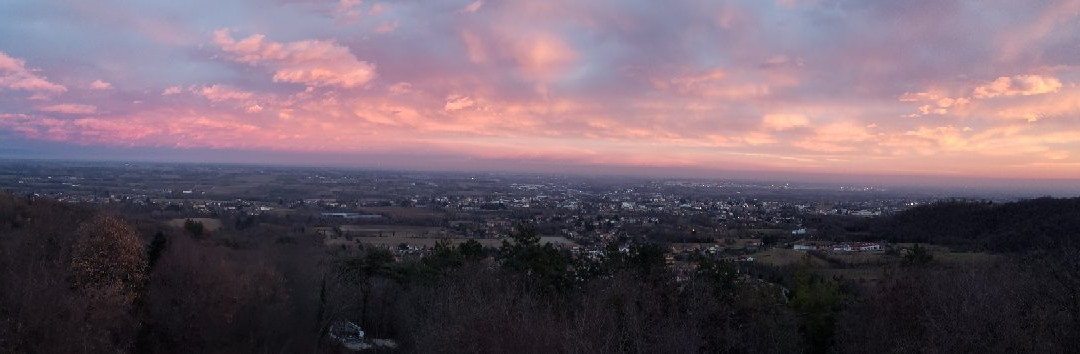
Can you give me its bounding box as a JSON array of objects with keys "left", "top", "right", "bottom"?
[
  {"left": 0, "top": 159, "right": 985, "bottom": 278},
  {"left": 2, "top": 159, "right": 1075, "bottom": 353}
]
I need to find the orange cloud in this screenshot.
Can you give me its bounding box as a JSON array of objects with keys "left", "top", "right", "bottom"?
[
  {"left": 973, "top": 75, "right": 1062, "bottom": 98},
  {"left": 763, "top": 113, "right": 809, "bottom": 130},
  {"left": 902, "top": 75, "right": 1062, "bottom": 118},
  {"left": 792, "top": 122, "right": 875, "bottom": 152},
  {"left": 992, "top": 88, "right": 1080, "bottom": 122},
  {"left": 443, "top": 94, "right": 475, "bottom": 111},
  {"left": 888, "top": 124, "right": 1080, "bottom": 163}
]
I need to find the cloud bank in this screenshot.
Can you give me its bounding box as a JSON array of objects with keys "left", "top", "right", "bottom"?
[{"left": 0, "top": 0, "right": 1079, "bottom": 179}]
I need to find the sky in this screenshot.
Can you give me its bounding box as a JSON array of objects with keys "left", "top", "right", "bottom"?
[{"left": 2, "top": 0, "right": 1080, "bottom": 183}]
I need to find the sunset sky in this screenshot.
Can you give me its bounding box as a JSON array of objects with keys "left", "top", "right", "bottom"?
[{"left": 2, "top": 0, "right": 1080, "bottom": 181}]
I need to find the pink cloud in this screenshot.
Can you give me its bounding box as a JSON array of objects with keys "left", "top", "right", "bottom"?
[
  {"left": 656, "top": 68, "right": 779, "bottom": 100},
  {"left": 368, "top": 3, "right": 386, "bottom": 16},
  {"left": 89, "top": 79, "right": 112, "bottom": 90},
  {"left": 0, "top": 51, "right": 66, "bottom": 94},
  {"left": 775, "top": 0, "right": 800, "bottom": 8},
  {"left": 461, "top": 1, "right": 483, "bottom": 13},
  {"left": 459, "top": 28, "right": 577, "bottom": 85},
  {"left": 6, "top": 2, "right": 1080, "bottom": 180},
  {"left": 376, "top": 20, "right": 398, "bottom": 33},
  {"left": 161, "top": 86, "right": 182, "bottom": 95},
  {"left": 334, "top": 0, "right": 363, "bottom": 24},
  {"left": 996, "top": 0, "right": 1080, "bottom": 61},
  {"left": 899, "top": 91, "right": 944, "bottom": 102},
  {"left": 459, "top": 30, "right": 489, "bottom": 63},
  {"left": 510, "top": 32, "right": 577, "bottom": 81},
  {"left": 197, "top": 84, "right": 254, "bottom": 102},
  {"left": 213, "top": 29, "right": 376, "bottom": 88},
  {"left": 38, "top": 103, "right": 98, "bottom": 114},
  {"left": 666, "top": 69, "right": 726, "bottom": 90},
  {"left": 387, "top": 82, "right": 413, "bottom": 95}
]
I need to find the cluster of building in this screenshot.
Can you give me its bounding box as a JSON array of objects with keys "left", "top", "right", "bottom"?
[
  {"left": 792, "top": 242, "right": 884, "bottom": 252},
  {"left": 3, "top": 162, "right": 937, "bottom": 271}
]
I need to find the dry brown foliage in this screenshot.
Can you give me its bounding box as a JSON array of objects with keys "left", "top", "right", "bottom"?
[{"left": 70, "top": 215, "right": 148, "bottom": 306}]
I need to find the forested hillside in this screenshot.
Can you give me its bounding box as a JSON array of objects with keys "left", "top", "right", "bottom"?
[
  {"left": 1, "top": 192, "right": 1079, "bottom": 353},
  {"left": 873, "top": 198, "right": 1080, "bottom": 251}
]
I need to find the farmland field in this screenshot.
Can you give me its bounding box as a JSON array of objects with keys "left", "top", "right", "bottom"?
[
  {"left": 327, "top": 236, "right": 503, "bottom": 248},
  {"left": 167, "top": 218, "right": 223, "bottom": 232},
  {"left": 754, "top": 248, "right": 828, "bottom": 267},
  {"left": 338, "top": 225, "right": 446, "bottom": 237}
]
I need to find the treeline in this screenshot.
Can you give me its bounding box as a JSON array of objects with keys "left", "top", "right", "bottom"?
[
  {"left": 2, "top": 192, "right": 1080, "bottom": 352},
  {"left": 0, "top": 193, "right": 800, "bottom": 352},
  {"left": 873, "top": 197, "right": 1080, "bottom": 251},
  {"left": 804, "top": 197, "right": 1080, "bottom": 252},
  {"left": 0, "top": 193, "right": 308, "bottom": 352}
]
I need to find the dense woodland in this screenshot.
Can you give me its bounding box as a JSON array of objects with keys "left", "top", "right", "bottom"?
[
  {"left": 875, "top": 198, "right": 1080, "bottom": 251},
  {"left": 1, "top": 192, "right": 1079, "bottom": 353},
  {"left": 808, "top": 197, "right": 1080, "bottom": 252}
]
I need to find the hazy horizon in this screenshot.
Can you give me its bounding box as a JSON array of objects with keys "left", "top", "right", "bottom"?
[{"left": 4, "top": 148, "right": 1079, "bottom": 197}]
